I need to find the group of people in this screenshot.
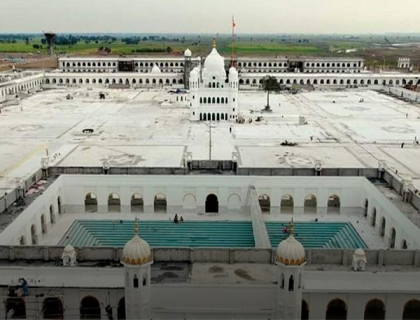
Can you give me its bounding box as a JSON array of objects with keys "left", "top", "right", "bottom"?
[{"left": 173, "top": 214, "right": 184, "bottom": 223}]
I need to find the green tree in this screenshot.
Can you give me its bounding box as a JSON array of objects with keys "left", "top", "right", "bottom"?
[
  {"left": 261, "top": 76, "right": 280, "bottom": 110},
  {"left": 166, "top": 46, "right": 173, "bottom": 53}
]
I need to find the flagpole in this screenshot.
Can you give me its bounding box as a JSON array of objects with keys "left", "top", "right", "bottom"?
[{"left": 232, "top": 16, "right": 236, "bottom": 68}]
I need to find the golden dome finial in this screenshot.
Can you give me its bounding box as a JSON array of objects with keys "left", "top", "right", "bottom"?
[
  {"left": 213, "top": 36, "right": 217, "bottom": 48},
  {"left": 134, "top": 216, "right": 139, "bottom": 235},
  {"left": 289, "top": 217, "right": 295, "bottom": 236}
]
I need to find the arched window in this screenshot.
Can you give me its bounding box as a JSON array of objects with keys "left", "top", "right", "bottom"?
[
  {"left": 42, "top": 297, "right": 64, "bottom": 319},
  {"left": 80, "top": 296, "right": 101, "bottom": 319},
  {"left": 364, "top": 299, "right": 385, "bottom": 320},
  {"left": 6, "top": 298, "right": 26, "bottom": 319},
  {"left": 258, "top": 194, "right": 270, "bottom": 214},
  {"left": 327, "top": 195, "right": 340, "bottom": 214},
  {"left": 118, "top": 297, "right": 126, "bottom": 320},
  {"left": 380, "top": 217, "right": 386, "bottom": 237},
  {"left": 326, "top": 299, "right": 347, "bottom": 320},
  {"left": 108, "top": 193, "right": 121, "bottom": 212},
  {"left": 403, "top": 300, "right": 420, "bottom": 320},
  {"left": 390, "top": 228, "right": 396, "bottom": 249},
  {"left": 281, "top": 194, "right": 294, "bottom": 213},
  {"left": 205, "top": 194, "right": 219, "bottom": 213},
  {"left": 288, "top": 275, "right": 294, "bottom": 291},
  {"left": 85, "top": 193, "right": 98, "bottom": 213},
  {"left": 131, "top": 193, "right": 144, "bottom": 213},
  {"left": 304, "top": 194, "right": 317, "bottom": 213},
  {"left": 154, "top": 194, "right": 167, "bottom": 213}
]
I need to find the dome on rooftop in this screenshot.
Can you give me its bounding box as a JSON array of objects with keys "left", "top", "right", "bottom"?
[
  {"left": 184, "top": 48, "right": 192, "bottom": 57},
  {"left": 204, "top": 48, "right": 225, "bottom": 75},
  {"left": 122, "top": 234, "right": 152, "bottom": 265},
  {"left": 150, "top": 64, "right": 161, "bottom": 74},
  {"left": 276, "top": 234, "right": 306, "bottom": 266}
]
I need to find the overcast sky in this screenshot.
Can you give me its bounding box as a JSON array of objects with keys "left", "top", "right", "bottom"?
[{"left": 0, "top": 0, "right": 419, "bottom": 34}]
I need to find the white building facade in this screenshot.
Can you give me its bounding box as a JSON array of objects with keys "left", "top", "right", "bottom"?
[{"left": 189, "top": 46, "right": 239, "bottom": 121}]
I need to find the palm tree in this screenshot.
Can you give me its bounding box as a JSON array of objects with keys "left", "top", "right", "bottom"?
[{"left": 261, "top": 76, "right": 280, "bottom": 110}]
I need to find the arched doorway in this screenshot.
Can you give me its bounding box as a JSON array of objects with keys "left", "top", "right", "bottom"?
[
  {"left": 85, "top": 193, "right": 98, "bottom": 213},
  {"left": 131, "top": 193, "right": 144, "bottom": 213},
  {"left": 364, "top": 199, "right": 368, "bottom": 217},
  {"left": 326, "top": 299, "right": 347, "bottom": 320},
  {"left": 389, "top": 228, "right": 396, "bottom": 249},
  {"left": 5, "top": 298, "right": 26, "bottom": 319},
  {"left": 380, "top": 217, "right": 386, "bottom": 237},
  {"left": 80, "top": 296, "right": 101, "bottom": 319},
  {"left": 154, "top": 194, "right": 167, "bottom": 213},
  {"left": 371, "top": 208, "right": 377, "bottom": 226},
  {"left": 31, "top": 224, "right": 37, "bottom": 245},
  {"left": 281, "top": 194, "right": 294, "bottom": 213},
  {"left": 327, "top": 195, "right": 340, "bottom": 214},
  {"left": 118, "top": 297, "right": 126, "bottom": 320},
  {"left": 108, "top": 193, "right": 121, "bottom": 212},
  {"left": 301, "top": 300, "right": 309, "bottom": 320},
  {"left": 403, "top": 300, "right": 420, "bottom": 320},
  {"left": 258, "top": 194, "right": 270, "bottom": 214},
  {"left": 41, "top": 214, "right": 47, "bottom": 234},
  {"left": 205, "top": 194, "right": 219, "bottom": 213},
  {"left": 364, "top": 299, "right": 385, "bottom": 320},
  {"left": 50, "top": 205, "right": 56, "bottom": 224},
  {"left": 304, "top": 195, "right": 317, "bottom": 214},
  {"left": 42, "top": 297, "right": 64, "bottom": 319},
  {"left": 57, "top": 196, "right": 62, "bottom": 214}
]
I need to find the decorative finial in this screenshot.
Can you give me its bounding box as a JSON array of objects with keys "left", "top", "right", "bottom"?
[
  {"left": 289, "top": 217, "right": 295, "bottom": 236},
  {"left": 134, "top": 216, "right": 139, "bottom": 235},
  {"left": 213, "top": 36, "right": 217, "bottom": 48}
]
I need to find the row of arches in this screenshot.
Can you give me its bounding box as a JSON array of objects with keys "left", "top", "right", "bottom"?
[
  {"left": 62, "top": 61, "right": 185, "bottom": 68},
  {"left": 6, "top": 296, "right": 420, "bottom": 319},
  {"left": 258, "top": 194, "right": 340, "bottom": 214},
  {"left": 236, "top": 61, "right": 361, "bottom": 69},
  {"left": 199, "top": 113, "right": 232, "bottom": 121},
  {"left": 20, "top": 197, "right": 62, "bottom": 246},
  {"left": 240, "top": 77, "right": 419, "bottom": 86},
  {"left": 0, "top": 79, "right": 43, "bottom": 100},
  {"left": 199, "top": 96, "right": 229, "bottom": 104},
  {"left": 85, "top": 193, "right": 221, "bottom": 214},
  {"left": 45, "top": 77, "right": 184, "bottom": 85},
  {"left": 365, "top": 199, "right": 408, "bottom": 250},
  {"left": 311, "top": 298, "right": 420, "bottom": 320}
]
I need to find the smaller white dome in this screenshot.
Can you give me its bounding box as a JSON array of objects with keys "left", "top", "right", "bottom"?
[
  {"left": 184, "top": 48, "right": 192, "bottom": 57},
  {"left": 150, "top": 64, "right": 161, "bottom": 74},
  {"left": 354, "top": 248, "right": 366, "bottom": 257},
  {"left": 229, "top": 67, "right": 238, "bottom": 75},
  {"left": 122, "top": 234, "right": 152, "bottom": 265},
  {"left": 276, "top": 234, "right": 306, "bottom": 266},
  {"left": 62, "top": 244, "right": 76, "bottom": 259},
  {"left": 189, "top": 68, "right": 199, "bottom": 80}
]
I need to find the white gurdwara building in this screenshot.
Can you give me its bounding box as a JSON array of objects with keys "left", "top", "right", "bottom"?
[{"left": 189, "top": 44, "right": 239, "bottom": 122}]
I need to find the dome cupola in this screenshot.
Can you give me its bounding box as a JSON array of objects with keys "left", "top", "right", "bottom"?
[
  {"left": 122, "top": 219, "right": 152, "bottom": 265},
  {"left": 276, "top": 221, "right": 306, "bottom": 266}
]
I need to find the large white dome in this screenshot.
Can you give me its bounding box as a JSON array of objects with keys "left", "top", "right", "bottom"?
[
  {"left": 204, "top": 48, "right": 225, "bottom": 74},
  {"left": 122, "top": 234, "right": 152, "bottom": 265},
  {"left": 276, "top": 234, "right": 306, "bottom": 266}
]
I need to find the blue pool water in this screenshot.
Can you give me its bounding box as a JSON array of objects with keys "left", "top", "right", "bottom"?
[
  {"left": 59, "top": 220, "right": 255, "bottom": 248},
  {"left": 59, "top": 220, "right": 367, "bottom": 249},
  {"left": 266, "top": 222, "right": 367, "bottom": 249}
]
